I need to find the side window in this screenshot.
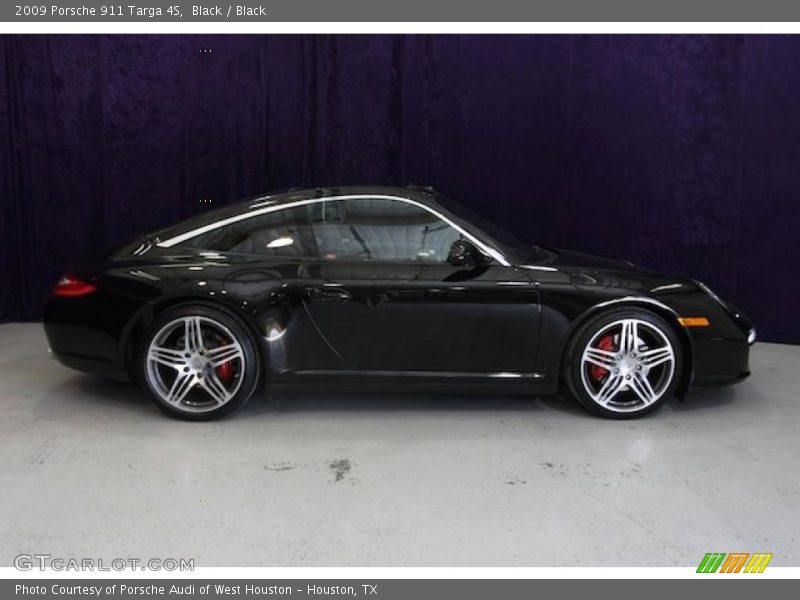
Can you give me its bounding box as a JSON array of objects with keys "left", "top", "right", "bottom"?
[
  {"left": 184, "top": 206, "right": 316, "bottom": 258},
  {"left": 309, "top": 198, "right": 461, "bottom": 263}
]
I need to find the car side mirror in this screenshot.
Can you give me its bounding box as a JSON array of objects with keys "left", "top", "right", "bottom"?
[{"left": 448, "top": 239, "right": 484, "bottom": 267}]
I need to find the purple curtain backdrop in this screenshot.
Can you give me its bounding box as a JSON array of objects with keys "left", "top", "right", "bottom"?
[{"left": 1, "top": 35, "right": 799, "bottom": 342}]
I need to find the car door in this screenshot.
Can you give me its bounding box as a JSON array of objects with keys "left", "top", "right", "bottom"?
[{"left": 299, "top": 196, "right": 541, "bottom": 374}]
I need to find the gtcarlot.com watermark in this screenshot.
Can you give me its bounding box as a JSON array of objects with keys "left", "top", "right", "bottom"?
[{"left": 14, "top": 554, "right": 194, "bottom": 572}]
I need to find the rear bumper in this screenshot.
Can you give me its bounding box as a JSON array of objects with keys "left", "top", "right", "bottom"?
[
  {"left": 48, "top": 348, "right": 130, "bottom": 381},
  {"left": 43, "top": 289, "right": 144, "bottom": 379}
]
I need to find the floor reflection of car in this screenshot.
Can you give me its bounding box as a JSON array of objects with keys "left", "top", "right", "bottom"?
[{"left": 43, "top": 186, "right": 755, "bottom": 420}]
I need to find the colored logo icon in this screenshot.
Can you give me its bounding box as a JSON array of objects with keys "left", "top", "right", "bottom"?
[{"left": 697, "top": 553, "right": 773, "bottom": 573}]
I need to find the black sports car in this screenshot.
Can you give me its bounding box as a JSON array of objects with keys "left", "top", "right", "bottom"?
[{"left": 43, "top": 186, "right": 755, "bottom": 420}]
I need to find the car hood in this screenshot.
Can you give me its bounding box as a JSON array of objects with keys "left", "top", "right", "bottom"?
[
  {"left": 527, "top": 247, "right": 700, "bottom": 298},
  {"left": 546, "top": 248, "right": 650, "bottom": 274}
]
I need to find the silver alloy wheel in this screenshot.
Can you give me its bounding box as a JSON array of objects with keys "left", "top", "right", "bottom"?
[
  {"left": 145, "top": 316, "right": 246, "bottom": 413},
  {"left": 579, "top": 318, "right": 676, "bottom": 413}
]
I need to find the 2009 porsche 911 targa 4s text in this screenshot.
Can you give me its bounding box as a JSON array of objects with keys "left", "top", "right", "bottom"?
[{"left": 43, "top": 186, "right": 755, "bottom": 420}]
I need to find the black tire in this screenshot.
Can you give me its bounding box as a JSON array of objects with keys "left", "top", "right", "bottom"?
[
  {"left": 137, "top": 304, "right": 261, "bottom": 421},
  {"left": 563, "top": 308, "right": 683, "bottom": 419}
]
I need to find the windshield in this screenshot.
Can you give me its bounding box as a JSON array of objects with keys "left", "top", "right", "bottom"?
[{"left": 434, "top": 194, "right": 544, "bottom": 264}]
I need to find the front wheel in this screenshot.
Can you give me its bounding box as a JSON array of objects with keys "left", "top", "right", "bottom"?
[
  {"left": 138, "top": 305, "right": 261, "bottom": 420},
  {"left": 564, "top": 309, "right": 683, "bottom": 419}
]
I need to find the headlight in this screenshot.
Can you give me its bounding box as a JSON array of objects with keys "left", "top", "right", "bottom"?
[{"left": 748, "top": 329, "right": 757, "bottom": 345}]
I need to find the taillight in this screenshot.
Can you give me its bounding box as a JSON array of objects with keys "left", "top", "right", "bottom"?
[{"left": 52, "top": 273, "right": 97, "bottom": 297}]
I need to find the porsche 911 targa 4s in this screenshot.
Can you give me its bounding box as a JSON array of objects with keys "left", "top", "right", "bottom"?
[{"left": 43, "top": 186, "right": 755, "bottom": 420}]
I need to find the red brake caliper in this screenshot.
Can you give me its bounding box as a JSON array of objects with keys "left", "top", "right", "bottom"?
[
  {"left": 590, "top": 334, "right": 615, "bottom": 381},
  {"left": 216, "top": 338, "right": 235, "bottom": 383}
]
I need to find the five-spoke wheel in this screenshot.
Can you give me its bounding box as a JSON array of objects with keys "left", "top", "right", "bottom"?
[
  {"left": 139, "top": 306, "right": 260, "bottom": 420},
  {"left": 566, "top": 309, "right": 682, "bottom": 418}
]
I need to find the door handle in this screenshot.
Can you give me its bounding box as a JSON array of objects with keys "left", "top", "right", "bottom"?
[{"left": 308, "top": 287, "right": 352, "bottom": 303}]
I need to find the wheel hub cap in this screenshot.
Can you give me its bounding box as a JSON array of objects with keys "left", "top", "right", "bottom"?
[
  {"left": 619, "top": 357, "right": 636, "bottom": 374},
  {"left": 189, "top": 353, "right": 209, "bottom": 371}
]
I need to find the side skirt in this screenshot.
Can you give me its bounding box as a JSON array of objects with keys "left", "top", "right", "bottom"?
[{"left": 270, "top": 369, "right": 559, "bottom": 395}]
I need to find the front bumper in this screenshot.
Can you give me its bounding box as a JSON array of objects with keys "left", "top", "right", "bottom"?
[
  {"left": 660, "top": 287, "right": 755, "bottom": 387},
  {"left": 689, "top": 309, "right": 755, "bottom": 386},
  {"left": 691, "top": 337, "right": 751, "bottom": 385}
]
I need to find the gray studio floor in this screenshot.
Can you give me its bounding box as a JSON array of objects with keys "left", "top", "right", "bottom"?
[{"left": 0, "top": 322, "right": 798, "bottom": 567}]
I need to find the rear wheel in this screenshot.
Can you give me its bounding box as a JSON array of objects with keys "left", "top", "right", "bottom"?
[
  {"left": 564, "top": 309, "right": 682, "bottom": 418},
  {"left": 138, "top": 305, "right": 260, "bottom": 420}
]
